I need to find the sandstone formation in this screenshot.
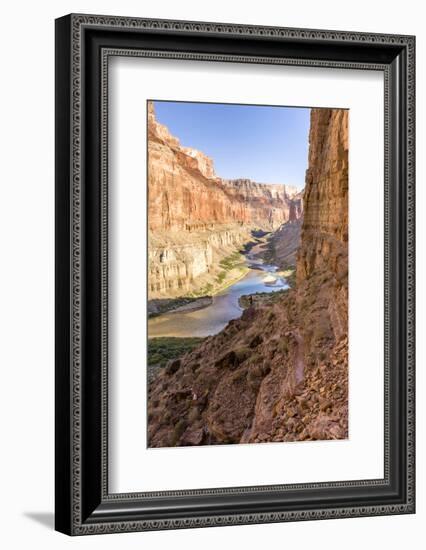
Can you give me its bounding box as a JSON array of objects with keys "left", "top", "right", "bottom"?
[
  {"left": 264, "top": 190, "right": 304, "bottom": 269},
  {"left": 148, "top": 108, "right": 349, "bottom": 446},
  {"left": 148, "top": 102, "right": 302, "bottom": 299},
  {"left": 264, "top": 218, "right": 302, "bottom": 269}
]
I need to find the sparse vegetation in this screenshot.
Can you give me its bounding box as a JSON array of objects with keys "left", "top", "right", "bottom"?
[
  {"left": 219, "top": 251, "right": 244, "bottom": 270},
  {"left": 188, "top": 251, "right": 248, "bottom": 298},
  {"left": 148, "top": 296, "right": 212, "bottom": 318},
  {"left": 188, "top": 284, "right": 213, "bottom": 298},
  {"left": 148, "top": 337, "right": 205, "bottom": 368},
  {"left": 216, "top": 271, "right": 227, "bottom": 283}
]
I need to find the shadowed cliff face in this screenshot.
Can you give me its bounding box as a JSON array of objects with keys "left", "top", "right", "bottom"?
[
  {"left": 148, "top": 102, "right": 302, "bottom": 299},
  {"left": 147, "top": 108, "right": 349, "bottom": 447}
]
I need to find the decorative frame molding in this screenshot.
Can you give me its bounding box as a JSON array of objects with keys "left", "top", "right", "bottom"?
[{"left": 55, "top": 14, "right": 415, "bottom": 535}]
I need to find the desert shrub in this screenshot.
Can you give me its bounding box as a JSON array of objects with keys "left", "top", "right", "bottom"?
[
  {"left": 148, "top": 337, "right": 205, "bottom": 369},
  {"left": 149, "top": 353, "right": 163, "bottom": 365},
  {"left": 219, "top": 251, "right": 243, "bottom": 270},
  {"left": 189, "top": 283, "right": 213, "bottom": 297},
  {"left": 216, "top": 271, "right": 227, "bottom": 283}
]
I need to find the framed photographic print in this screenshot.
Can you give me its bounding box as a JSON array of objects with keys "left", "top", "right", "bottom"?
[{"left": 55, "top": 14, "right": 415, "bottom": 535}]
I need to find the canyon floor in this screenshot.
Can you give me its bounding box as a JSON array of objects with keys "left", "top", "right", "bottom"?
[
  {"left": 147, "top": 229, "right": 292, "bottom": 317},
  {"left": 147, "top": 229, "right": 292, "bottom": 378}
]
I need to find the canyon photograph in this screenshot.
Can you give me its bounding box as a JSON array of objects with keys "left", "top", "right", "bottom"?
[{"left": 147, "top": 100, "right": 349, "bottom": 448}]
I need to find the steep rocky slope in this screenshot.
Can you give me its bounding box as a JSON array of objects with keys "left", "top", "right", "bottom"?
[
  {"left": 148, "top": 108, "right": 349, "bottom": 446},
  {"left": 264, "top": 190, "right": 304, "bottom": 269},
  {"left": 148, "top": 102, "right": 301, "bottom": 298},
  {"left": 264, "top": 218, "right": 302, "bottom": 269}
]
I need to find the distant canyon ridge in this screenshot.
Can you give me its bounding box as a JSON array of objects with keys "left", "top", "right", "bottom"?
[{"left": 148, "top": 101, "right": 303, "bottom": 299}]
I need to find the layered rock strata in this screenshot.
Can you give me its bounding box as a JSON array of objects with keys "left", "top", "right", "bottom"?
[
  {"left": 148, "top": 101, "right": 302, "bottom": 298},
  {"left": 148, "top": 226, "right": 249, "bottom": 296},
  {"left": 148, "top": 108, "right": 349, "bottom": 446}
]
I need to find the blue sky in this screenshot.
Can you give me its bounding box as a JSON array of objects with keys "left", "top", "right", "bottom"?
[{"left": 153, "top": 101, "right": 310, "bottom": 190}]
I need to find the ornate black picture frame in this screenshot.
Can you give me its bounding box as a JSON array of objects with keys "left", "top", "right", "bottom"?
[{"left": 55, "top": 13, "right": 415, "bottom": 535}]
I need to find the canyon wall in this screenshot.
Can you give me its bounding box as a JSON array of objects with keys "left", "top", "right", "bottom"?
[
  {"left": 148, "top": 226, "right": 248, "bottom": 297},
  {"left": 148, "top": 101, "right": 302, "bottom": 298},
  {"left": 265, "top": 190, "right": 304, "bottom": 268},
  {"left": 148, "top": 108, "right": 349, "bottom": 446}
]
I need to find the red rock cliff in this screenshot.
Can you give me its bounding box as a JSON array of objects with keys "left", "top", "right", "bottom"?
[
  {"left": 148, "top": 102, "right": 299, "bottom": 233},
  {"left": 148, "top": 101, "right": 302, "bottom": 298},
  {"left": 147, "top": 107, "right": 349, "bottom": 446}
]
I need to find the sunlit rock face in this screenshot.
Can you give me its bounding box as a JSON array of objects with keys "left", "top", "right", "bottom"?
[
  {"left": 148, "top": 108, "right": 349, "bottom": 447},
  {"left": 297, "top": 109, "right": 349, "bottom": 284},
  {"left": 147, "top": 101, "right": 302, "bottom": 298}
]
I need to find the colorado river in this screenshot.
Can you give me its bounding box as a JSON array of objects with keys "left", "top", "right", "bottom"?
[{"left": 148, "top": 254, "right": 289, "bottom": 338}]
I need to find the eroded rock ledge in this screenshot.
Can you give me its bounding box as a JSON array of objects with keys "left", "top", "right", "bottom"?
[{"left": 148, "top": 108, "right": 349, "bottom": 446}]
